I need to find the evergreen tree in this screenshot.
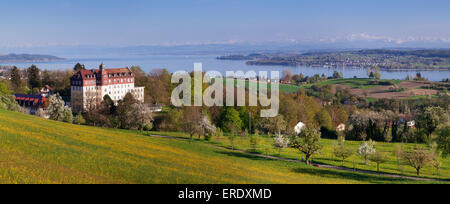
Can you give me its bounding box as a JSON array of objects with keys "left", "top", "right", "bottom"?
[
  {"left": 73, "top": 63, "right": 86, "bottom": 72},
  {"left": 27, "top": 65, "right": 41, "bottom": 89},
  {"left": 10, "top": 66, "right": 22, "bottom": 91}
]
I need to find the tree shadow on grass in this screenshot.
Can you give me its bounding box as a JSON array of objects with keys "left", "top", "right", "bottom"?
[
  {"left": 215, "top": 150, "right": 444, "bottom": 183},
  {"left": 215, "top": 150, "right": 275, "bottom": 161},
  {"left": 291, "top": 167, "right": 420, "bottom": 184}
]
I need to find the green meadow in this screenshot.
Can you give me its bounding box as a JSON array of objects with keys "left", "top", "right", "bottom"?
[
  {"left": 150, "top": 131, "right": 450, "bottom": 182},
  {"left": 0, "top": 109, "right": 446, "bottom": 184}
]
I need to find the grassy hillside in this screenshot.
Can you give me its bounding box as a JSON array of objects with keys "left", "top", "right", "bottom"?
[
  {"left": 0, "top": 109, "right": 442, "bottom": 184},
  {"left": 152, "top": 131, "right": 450, "bottom": 181}
]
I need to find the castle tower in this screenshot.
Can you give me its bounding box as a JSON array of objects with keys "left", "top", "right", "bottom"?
[{"left": 99, "top": 63, "right": 106, "bottom": 71}]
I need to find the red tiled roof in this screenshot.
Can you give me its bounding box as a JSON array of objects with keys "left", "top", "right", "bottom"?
[{"left": 74, "top": 67, "right": 132, "bottom": 80}]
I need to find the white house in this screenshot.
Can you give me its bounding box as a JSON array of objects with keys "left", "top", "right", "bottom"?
[{"left": 294, "top": 122, "right": 306, "bottom": 134}]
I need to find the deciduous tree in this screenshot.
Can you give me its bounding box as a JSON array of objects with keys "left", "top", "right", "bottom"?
[
  {"left": 401, "top": 147, "right": 434, "bottom": 176},
  {"left": 291, "top": 127, "right": 323, "bottom": 165},
  {"left": 436, "top": 124, "right": 450, "bottom": 157},
  {"left": 333, "top": 137, "right": 354, "bottom": 166},
  {"left": 273, "top": 134, "right": 290, "bottom": 155},
  {"left": 358, "top": 139, "right": 376, "bottom": 164},
  {"left": 369, "top": 151, "right": 388, "bottom": 173}
]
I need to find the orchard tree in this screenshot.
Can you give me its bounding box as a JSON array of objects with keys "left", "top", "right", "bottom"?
[
  {"left": 291, "top": 127, "right": 323, "bottom": 165},
  {"left": 273, "top": 134, "right": 290, "bottom": 155},
  {"left": 333, "top": 137, "right": 354, "bottom": 167},
  {"left": 436, "top": 124, "right": 450, "bottom": 157},
  {"left": 401, "top": 147, "right": 434, "bottom": 176},
  {"left": 358, "top": 139, "right": 376, "bottom": 164},
  {"left": 249, "top": 132, "right": 259, "bottom": 152},
  {"left": 433, "top": 159, "right": 442, "bottom": 176},
  {"left": 369, "top": 151, "right": 388, "bottom": 173},
  {"left": 226, "top": 122, "right": 238, "bottom": 150}
]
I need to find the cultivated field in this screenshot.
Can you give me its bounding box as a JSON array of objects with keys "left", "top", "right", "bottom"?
[
  {"left": 0, "top": 109, "right": 444, "bottom": 184},
  {"left": 243, "top": 78, "right": 444, "bottom": 101}
]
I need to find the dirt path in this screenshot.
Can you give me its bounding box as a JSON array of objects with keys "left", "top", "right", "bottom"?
[{"left": 149, "top": 134, "right": 448, "bottom": 183}]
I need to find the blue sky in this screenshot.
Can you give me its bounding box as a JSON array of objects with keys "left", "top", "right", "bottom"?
[{"left": 0, "top": 0, "right": 449, "bottom": 47}]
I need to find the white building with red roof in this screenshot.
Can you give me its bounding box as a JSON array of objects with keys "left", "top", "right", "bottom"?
[{"left": 70, "top": 63, "right": 145, "bottom": 113}]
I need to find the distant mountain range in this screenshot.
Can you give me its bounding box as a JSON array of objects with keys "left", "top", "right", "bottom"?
[
  {"left": 0, "top": 53, "right": 65, "bottom": 63},
  {"left": 1, "top": 40, "right": 450, "bottom": 59}
]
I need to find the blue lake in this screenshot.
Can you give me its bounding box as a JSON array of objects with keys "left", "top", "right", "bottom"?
[{"left": 2, "top": 55, "right": 449, "bottom": 81}]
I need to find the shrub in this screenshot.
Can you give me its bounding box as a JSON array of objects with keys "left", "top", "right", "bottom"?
[{"left": 73, "top": 114, "right": 86, "bottom": 125}]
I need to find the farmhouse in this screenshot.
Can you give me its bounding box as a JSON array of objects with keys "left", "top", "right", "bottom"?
[{"left": 70, "top": 63, "right": 145, "bottom": 113}]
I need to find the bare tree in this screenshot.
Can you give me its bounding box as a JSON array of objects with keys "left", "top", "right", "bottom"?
[
  {"left": 182, "top": 107, "right": 203, "bottom": 142},
  {"left": 281, "top": 70, "right": 293, "bottom": 83}
]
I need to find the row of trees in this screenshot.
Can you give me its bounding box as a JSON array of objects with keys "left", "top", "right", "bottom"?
[
  {"left": 8, "top": 65, "right": 74, "bottom": 97},
  {"left": 345, "top": 106, "right": 449, "bottom": 144},
  {"left": 281, "top": 70, "right": 343, "bottom": 86},
  {"left": 84, "top": 93, "right": 154, "bottom": 132}
]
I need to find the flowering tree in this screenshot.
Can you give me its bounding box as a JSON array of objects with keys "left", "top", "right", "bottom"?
[
  {"left": 291, "top": 127, "right": 322, "bottom": 165},
  {"left": 273, "top": 134, "right": 290, "bottom": 155},
  {"left": 198, "top": 115, "right": 216, "bottom": 140},
  {"left": 358, "top": 139, "right": 376, "bottom": 164},
  {"left": 128, "top": 103, "right": 153, "bottom": 132},
  {"left": 48, "top": 94, "right": 72, "bottom": 122}
]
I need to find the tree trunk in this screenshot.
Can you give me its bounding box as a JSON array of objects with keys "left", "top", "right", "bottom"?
[
  {"left": 416, "top": 168, "right": 420, "bottom": 176},
  {"left": 342, "top": 159, "right": 345, "bottom": 167},
  {"left": 305, "top": 155, "right": 311, "bottom": 165}
]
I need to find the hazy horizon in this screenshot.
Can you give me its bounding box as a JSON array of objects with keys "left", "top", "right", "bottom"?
[{"left": 1, "top": 0, "right": 450, "bottom": 50}]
